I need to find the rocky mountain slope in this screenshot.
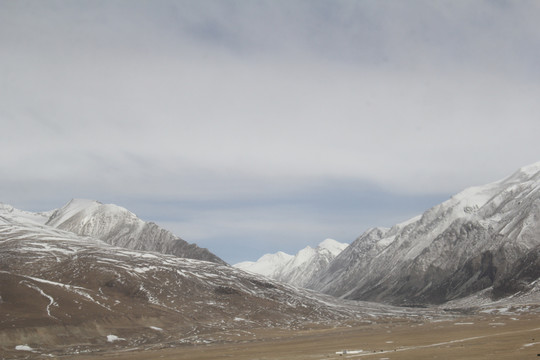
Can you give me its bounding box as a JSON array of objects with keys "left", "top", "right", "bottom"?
[
  {"left": 0, "top": 206, "right": 416, "bottom": 357},
  {"left": 310, "top": 162, "right": 540, "bottom": 306},
  {"left": 4, "top": 198, "right": 226, "bottom": 264},
  {"left": 235, "top": 239, "right": 348, "bottom": 288}
]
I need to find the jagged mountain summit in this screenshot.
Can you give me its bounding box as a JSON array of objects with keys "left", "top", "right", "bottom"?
[
  {"left": 0, "top": 204, "right": 413, "bottom": 357},
  {"left": 235, "top": 239, "right": 348, "bottom": 288},
  {"left": 311, "top": 162, "right": 540, "bottom": 306},
  {"left": 8, "top": 198, "right": 226, "bottom": 265}
]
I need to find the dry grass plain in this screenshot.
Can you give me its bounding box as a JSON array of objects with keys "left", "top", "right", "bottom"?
[{"left": 70, "top": 312, "right": 540, "bottom": 360}]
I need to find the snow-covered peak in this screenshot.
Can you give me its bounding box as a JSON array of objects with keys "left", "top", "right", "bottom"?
[
  {"left": 254, "top": 251, "right": 295, "bottom": 267},
  {"left": 515, "top": 161, "right": 540, "bottom": 177},
  {"left": 285, "top": 246, "right": 316, "bottom": 269},
  {"left": 435, "top": 161, "right": 540, "bottom": 223},
  {"left": 0, "top": 202, "right": 16, "bottom": 215},
  {"left": 293, "top": 239, "right": 348, "bottom": 266},
  {"left": 317, "top": 238, "right": 348, "bottom": 255},
  {"left": 66, "top": 198, "right": 102, "bottom": 209},
  {"left": 263, "top": 251, "right": 293, "bottom": 262},
  {"left": 234, "top": 239, "right": 348, "bottom": 288},
  {"left": 234, "top": 251, "right": 293, "bottom": 277},
  {"left": 0, "top": 202, "right": 53, "bottom": 225},
  {"left": 498, "top": 161, "right": 540, "bottom": 185},
  {"left": 46, "top": 199, "right": 138, "bottom": 228}
]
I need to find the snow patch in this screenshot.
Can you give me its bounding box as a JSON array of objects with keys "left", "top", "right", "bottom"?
[
  {"left": 317, "top": 238, "right": 348, "bottom": 255},
  {"left": 24, "top": 282, "right": 57, "bottom": 318},
  {"left": 106, "top": 335, "right": 125, "bottom": 342},
  {"left": 15, "top": 345, "right": 34, "bottom": 351},
  {"left": 335, "top": 350, "right": 363, "bottom": 355}
]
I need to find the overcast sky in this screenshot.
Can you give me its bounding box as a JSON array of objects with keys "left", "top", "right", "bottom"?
[{"left": 1, "top": 0, "right": 540, "bottom": 263}]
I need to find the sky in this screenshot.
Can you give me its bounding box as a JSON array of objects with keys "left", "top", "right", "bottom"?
[{"left": 1, "top": 0, "right": 540, "bottom": 264}]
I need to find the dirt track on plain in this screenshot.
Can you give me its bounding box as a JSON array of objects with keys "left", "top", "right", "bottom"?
[{"left": 70, "top": 313, "right": 540, "bottom": 360}]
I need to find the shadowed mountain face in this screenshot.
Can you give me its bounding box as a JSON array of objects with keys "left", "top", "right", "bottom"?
[{"left": 310, "top": 163, "right": 540, "bottom": 306}]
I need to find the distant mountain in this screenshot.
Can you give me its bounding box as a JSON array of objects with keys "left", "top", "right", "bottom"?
[
  {"left": 0, "top": 205, "right": 397, "bottom": 357},
  {"left": 235, "top": 251, "right": 293, "bottom": 278},
  {"left": 311, "top": 162, "right": 540, "bottom": 306},
  {"left": 235, "top": 239, "right": 348, "bottom": 288},
  {"left": 43, "top": 199, "right": 226, "bottom": 264},
  {"left": 0, "top": 202, "right": 54, "bottom": 224}
]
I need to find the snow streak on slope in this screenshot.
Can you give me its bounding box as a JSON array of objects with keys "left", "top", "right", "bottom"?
[
  {"left": 312, "top": 162, "right": 540, "bottom": 305},
  {"left": 235, "top": 239, "right": 348, "bottom": 288}
]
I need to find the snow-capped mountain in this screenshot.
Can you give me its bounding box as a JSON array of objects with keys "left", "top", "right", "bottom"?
[
  {"left": 235, "top": 239, "right": 348, "bottom": 288},
  {"left": 0, "top": 205, "right": 409, "bottom": 357},
  {"left": 311, "top": 162, "right": 540, "bottom": 306},
  {"left": 0, "top": 202, "right": 54, "bottom": 225},
  {"left": 39, "top": 199, "right": 225, "bottom": 264},
  {"left": 235, "top": 251, "right": 293, "bottom": 278}
]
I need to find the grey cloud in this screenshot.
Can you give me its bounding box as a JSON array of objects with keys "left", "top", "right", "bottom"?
[{"left": 2, "top": 1, "right": 540, "bottom": 261}]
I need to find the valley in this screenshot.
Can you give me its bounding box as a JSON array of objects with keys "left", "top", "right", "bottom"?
[
  {"left": 1, "top": 162, "right": 540, "bottom": 359},
  {"left": 4, "top": 1, "right": 540, "bottom": 358},
  {"left": 24, "top": 310, "right": 540, "bottom": 360}
]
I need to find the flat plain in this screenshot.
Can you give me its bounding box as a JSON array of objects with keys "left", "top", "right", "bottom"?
[{"left": 67, "top": 312, "right": 540, "bottom": 360}]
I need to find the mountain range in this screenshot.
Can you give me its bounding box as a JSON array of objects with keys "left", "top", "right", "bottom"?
[
  {"left": 235, "top": 162, "right": 540, "bottom": 307},
  {"left": 235, "top": 239, "right": 348, "bottom": 288},
  {"left": 1, "top": 198, "right": 225, "bottom": 265},
  {"left": 2, "top": 162, "right": 540, "bottom": 356},
  {"left": 312, "top": 162, "right": 540, "bottom": 305},
  {"left": 0, "top": 201, "right": 403, "bottom": 357}
]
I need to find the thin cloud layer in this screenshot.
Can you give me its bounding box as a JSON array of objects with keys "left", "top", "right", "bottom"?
[{"left": 1, "top": 1, "right": 540, "bottom": 262}]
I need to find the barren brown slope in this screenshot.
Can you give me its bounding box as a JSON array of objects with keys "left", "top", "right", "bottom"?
[{"left": 0, "top": 215, "right": 426, "bottom": 358}]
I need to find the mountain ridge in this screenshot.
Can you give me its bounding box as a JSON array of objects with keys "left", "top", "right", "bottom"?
[
  {"left": 234, "top": 162, "right": 540, "bottom": 305},
  {"left": 2, "top": 198, "right": 226, "bottom": 265},
  {"left": 234, "top": 239, "right": 348, "bottom": 288},
  {"left": 310, "top": 162, "right": 540, "bottom": 305}
]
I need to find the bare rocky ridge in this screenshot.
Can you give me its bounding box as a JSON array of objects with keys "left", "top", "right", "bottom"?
[
  {"left": 45, "top": 199, "right": 226, "bottom": 265},
  {"left": 311, "top": 162, "right": 540, "bottom": 305}
]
